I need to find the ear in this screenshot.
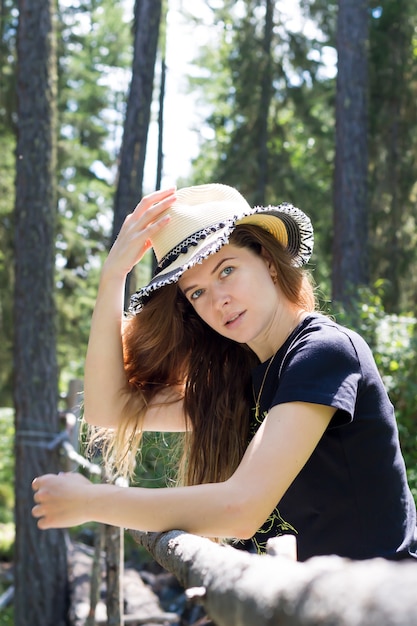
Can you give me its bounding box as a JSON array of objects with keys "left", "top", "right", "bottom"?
[{"left": 260, "top": 247, "right": 278, "bottom": 282}]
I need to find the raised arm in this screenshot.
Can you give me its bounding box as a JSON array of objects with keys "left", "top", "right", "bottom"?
[{"left": 83, "top": 188, "right": 177, "bottom": 429}]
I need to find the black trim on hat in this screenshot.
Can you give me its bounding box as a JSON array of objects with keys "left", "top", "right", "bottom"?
[{"left": 155, "top": 219, "right": 234, "bottom": 275}]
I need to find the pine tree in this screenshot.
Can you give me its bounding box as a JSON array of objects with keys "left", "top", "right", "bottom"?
[
  {"left": 111, "top": 0, "right": 163, "bottom": 305},
  {"left": 13, "top": 1, "right": 68, "bottom": 623},
  {"left": 332, "top": 0, "right": 369, "bottom": 304}
]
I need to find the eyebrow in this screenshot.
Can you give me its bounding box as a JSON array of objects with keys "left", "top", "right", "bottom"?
[{"left": 181, "top": 257, "right": 237, "bottom": 297}]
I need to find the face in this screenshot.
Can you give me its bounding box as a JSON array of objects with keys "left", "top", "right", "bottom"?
[{"left": 179, "top": 243, "right": 287, "bottom": 356}]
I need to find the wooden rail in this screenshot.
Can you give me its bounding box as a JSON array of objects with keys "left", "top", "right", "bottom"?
[{"left": 132, "top": 529, "right": 417, "bottom": 626}]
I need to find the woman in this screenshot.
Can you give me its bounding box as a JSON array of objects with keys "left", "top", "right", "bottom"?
[{"left": 32, "top": 184, "right": 417, "bottom": 561}]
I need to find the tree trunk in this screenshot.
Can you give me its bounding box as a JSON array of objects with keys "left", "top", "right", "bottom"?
[
  {"left": 13, "top": 1, "right": 68, "bottom": 624},
  {"left": 110, "top": 0, "right": 163, "bottom": 306},
  {"left": 254, "top": 0, "right": 273, "bottom": 206},
  {"left": 332, "top": 0, "right": 369, "bottom": 305},
  {"left": 152, "top": 0, "right": 168, "bottom": 277}
]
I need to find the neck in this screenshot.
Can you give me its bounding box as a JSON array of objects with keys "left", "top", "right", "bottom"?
[{"left": 251, "top": 307, "right": 307, "bottom": 362}]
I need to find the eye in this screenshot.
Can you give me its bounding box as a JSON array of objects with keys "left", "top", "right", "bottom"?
[
  {"left": 190, "top": 288, "right": 204, "bottom": 301},
  {"left": 220, "top": 266, "right": 234, "bottom": 278}
]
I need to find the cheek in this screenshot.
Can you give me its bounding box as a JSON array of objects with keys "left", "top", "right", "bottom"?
[
  {"left": 190, "top": 299, "right": 213, "bottom": 325},
  {"left": 246, "top": 268, "right": 275, "bottom": 295}
]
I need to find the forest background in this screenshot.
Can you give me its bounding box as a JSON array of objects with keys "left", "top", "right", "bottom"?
[{"left": 0, "top": 0, "right": 417, "bottom": 624}]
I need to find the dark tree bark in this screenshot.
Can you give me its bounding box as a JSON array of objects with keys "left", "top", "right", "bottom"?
[
  {"left": 155, "top": 56, "right": 166, "bottom": 192},
  {"left": 110, "top": 0, "right": 163, "bottom": 306},
  {"left": 13, "top": 1, "right": 68, "bottom": 624},
  {"left": 152, "top": 1, "right": 168, "bottom": 277},
  {"left": 332, "top": 0, "right": 369, "bottom": 305},
  {"left": 254, "top": 0, "right": 273, "bottom": 206}
]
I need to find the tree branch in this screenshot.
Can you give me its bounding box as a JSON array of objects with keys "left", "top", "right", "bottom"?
[{"left": 131, "top": 529, "right": 417, "bottom": 626}]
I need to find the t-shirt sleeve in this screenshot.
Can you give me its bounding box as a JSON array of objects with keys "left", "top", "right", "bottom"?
[{"left": 271, "top": 326, "right": 362, "bottom": 427}]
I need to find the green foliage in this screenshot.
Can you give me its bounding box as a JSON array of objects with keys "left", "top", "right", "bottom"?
[
  {"left": 0, "top": 1, "right": 135, "bottom": 403},
  {"left": 331, "top": 283, "right": 386, "bottom": 349},
  {"left": 0, "top": 591, "right": 13, "bottom": 626},
  {"left": 368, "top": 0, "right": 417, "bottom": 313},
  {"left": 374, "top": 316, "right": 417, "bottom": 503},
  {"left": 188, "top": 0, "right": 417, "bottom": 312},
  {"left": 0, "top": 409, "right": 15, "bottom": 565},
  {"left": 0, "top": 409, "right": 14, "bottom": 520},
  {"left": 0, "top": 0, "right": 17, "bottom": 407},
  {"left": 54, "top": 0, "right": 134, "bottom": 390},
  {"left": 332, "top": 287, "right": 417, "bottom": 503},
  {"left": 0, "top": 523, "right": 14, "bottom": 561},
  {"left": 0, "top": 131, "right": 15, "bottom": 406},
  {"left": 188, "top": 0, "right": 336, "bottom": 293},
  {"left": 133, "top": 432, "right": 184, "bottom": 488}
]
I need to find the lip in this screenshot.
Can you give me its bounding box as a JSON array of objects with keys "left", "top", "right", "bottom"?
[{"left": 224, "top": 311, "right": 245, "bottom": 328}]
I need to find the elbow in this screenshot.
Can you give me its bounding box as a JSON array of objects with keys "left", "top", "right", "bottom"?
[
  {"left": 233, "top": 527, "right": 256, "bottom": 542},
  {"left": 83, "top": 412, "right": 117, "bottom": 429},
  {"left": 82, "top": 411, "right": 100, "bottom": 428},
  {"left": 82, "top": 392, "right": 120, "bottom": 428},
  {"left": 224, "top": 507, "right": 261, "bottom": 541},
  {"left": 232, "top": 520, "right": 262, "bottom": 541},
  {"left": 221, "top": 482, "right": 267, "bottom": 540},
  {"left": 82, "top": 404, "right": 118, "bottom": 429},
  {"left": 82, "top": 411, "right": 98, "bottom": 427}
]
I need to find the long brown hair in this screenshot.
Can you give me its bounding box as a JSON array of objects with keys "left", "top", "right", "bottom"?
[{"left": 91, "top": 224, "right": 316, "bottom": 484}]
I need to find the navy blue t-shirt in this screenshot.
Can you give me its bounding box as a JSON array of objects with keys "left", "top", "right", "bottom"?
[{"left": 244, "top": 313, "right": 417, "bottom": 561}]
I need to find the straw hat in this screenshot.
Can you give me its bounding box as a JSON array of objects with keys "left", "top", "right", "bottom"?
[{"left": 129, "top": 183, "right": 314, "bottom": 314}]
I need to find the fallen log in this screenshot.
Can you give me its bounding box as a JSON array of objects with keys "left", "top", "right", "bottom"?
[{"left": 131, "top": 529, "right": 417, "bottom": 626}]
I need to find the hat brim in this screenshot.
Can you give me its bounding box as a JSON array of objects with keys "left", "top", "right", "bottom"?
[
  {"left": 129, "top": 221, "right": 236, "bottom": 313},
  {"left": 128, "top": 204, "right": 313, "bottom": 314}
]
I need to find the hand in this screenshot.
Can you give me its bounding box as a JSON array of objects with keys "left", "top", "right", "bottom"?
[
  {"left": 32, "top": 472, "right": 95, "bottom": 529},
  {"left": 104, "top": 187, "right": 176, "bottom": 279}
]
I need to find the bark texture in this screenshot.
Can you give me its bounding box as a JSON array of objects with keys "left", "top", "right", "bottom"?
[
  {"left": 332, "top": 0, "right": 369, "bottom": 303},
  {"left": 110, "top": 0, "right": 162, "bottom": 306},
  {"left": 132, "top": 530, "right": 417, "bottom": 626},
  {"left": 14, "top": 1, "right": 69, "bottom": 624}
]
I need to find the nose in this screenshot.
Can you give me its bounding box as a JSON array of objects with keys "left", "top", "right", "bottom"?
[{"left": 211, "top": 283, "right": 230, "bottom": 310}]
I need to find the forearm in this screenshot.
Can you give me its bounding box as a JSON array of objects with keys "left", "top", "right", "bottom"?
[
  {"left": 87, "top": 481, "right": 250, "bottom": 539},
  {"left": 32, "top": 472, "right": 253, "bottom": 538}
]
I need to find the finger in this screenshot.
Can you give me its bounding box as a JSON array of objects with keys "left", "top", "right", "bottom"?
[
  {"left": 140, "top": 212, "right": 171, "bottom": 238},
  {"left": 36, "top": 515, "right": 52, "bottom": 530},
  {"left": 140, "top": 186, "right": 177, "bottom": 208},
  {"left": 130, "top": 188, "right": 177, "bottom": 221},
  {"left": 32, "top": 477, "right": 43, "bottom": 492},
  {"left": 121, "top": 213, "right": 171, "bottom": 262},
  {"left": 133, "top": 214, "right": 172, "bottom": 260},
  {"left": 32, "top": 503, "right": 43, "bottom": 518},
  {"left": 32, "top": 474, "right": 55, "bottom": 490}
]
